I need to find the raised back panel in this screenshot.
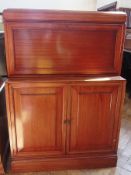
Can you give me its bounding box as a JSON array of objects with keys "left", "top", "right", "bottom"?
[{"left": 3, "top": 10, "right": 126, "bottom": 77}]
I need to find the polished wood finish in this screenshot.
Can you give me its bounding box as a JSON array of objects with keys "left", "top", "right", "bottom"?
[
  {"left": 3, "top": 10, "right": 126, "bottom": 173},
  {"left": 0, "top": 165, "right": 4, "bottom": 175},
  {"left": 11, "top": 155, "right": 117, "bottom": 173},
  {"left": 3, "top": 10, "right": 126, "bottom": 77},
  {"left": 68, "top": 83, "right": 122, "bottom": 154},
  {"left": 6, "top": 82, "right": 67, "bottom": 158},
  {"left": 3, "top": 9, "right": 126, "bottom": 23},
  {"left": 5, "top": 77, "right": 125, "bottom": 172}
]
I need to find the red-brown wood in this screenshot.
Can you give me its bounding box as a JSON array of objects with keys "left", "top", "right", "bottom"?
[
  {"left": 5, "top": 77, "right": 125, "bottom": 172},
  {"left": 3, "top": 10, "right": 126, "bottom": 77},
  {"left": 6, "top": 82, "right": 68, "bottom": 159},
  {"left": 3, "top": 9, "right": 126, "bottom": 173},
  {"left": 3, "top": 9, "right": 126, "bottom": 23},
  {"left": 67, "top": 82, "right": 124, "bottom": 155},
  {"left": 0, "top": 163, "right": 4, "bottom": 175},
  {"left": 11, "top": 155, "right": 117, "bottom": 173}
]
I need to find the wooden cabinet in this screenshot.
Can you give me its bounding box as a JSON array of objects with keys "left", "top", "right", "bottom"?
[
  {"left": 3, "top": 10, "right": 126, "bottom": 173},
  {"left": 5, "top": 77, "right": 125, "bottom": 172}
]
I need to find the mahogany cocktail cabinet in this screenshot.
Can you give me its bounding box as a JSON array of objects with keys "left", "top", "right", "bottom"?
[{"left": 3, "top": 9, "right": 126, "bottom": 173}]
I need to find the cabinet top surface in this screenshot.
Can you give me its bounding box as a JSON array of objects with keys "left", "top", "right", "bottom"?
[{"left": 3, "top": 9, "right": 126, "bottom": 23}]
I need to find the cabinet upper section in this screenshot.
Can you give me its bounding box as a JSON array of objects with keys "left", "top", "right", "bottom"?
[{"left": 3, "top": 9, "right": 126, "bottom": 77}]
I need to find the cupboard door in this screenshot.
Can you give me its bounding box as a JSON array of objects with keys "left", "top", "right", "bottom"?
[
  {"left": 6, "top": 82, "right": 67, "bottom": 159},
  {"left": 67, "top": 81, "right": 125, "bottom": 155}
]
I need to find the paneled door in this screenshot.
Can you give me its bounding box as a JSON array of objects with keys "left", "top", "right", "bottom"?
[
  {"left": 6, "top": 81, "right": 67, "bottom": 159},
  {"left": 67, "top": 81, "right": 124, "bottom": 155}
]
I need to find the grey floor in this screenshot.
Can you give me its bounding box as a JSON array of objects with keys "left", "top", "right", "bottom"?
[{"left": 7, "top": 94, "right": 131, "bottom": 175}]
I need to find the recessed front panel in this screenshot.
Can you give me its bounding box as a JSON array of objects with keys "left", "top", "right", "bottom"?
[
  {"left": 13, "top": 25, "right": 115, "bottom": 73},
  {"left": 68, "top": 83, "right": 122, "bottom": 154},
  {"left": 8, "top": 82, "right": 67, "bottom": 158},
  {"left": 5, "top": 22, "right": 124, "bottom": 76}
]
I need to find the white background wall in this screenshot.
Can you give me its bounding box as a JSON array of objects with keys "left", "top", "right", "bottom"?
[
  {"left": 118, "top": 0, "right": 131, "bottom": 8},
  {"left": 1, "top": 0, "right": 131, "bottom": 13},
  {"left": 1, "top": 0, "right": 131, "bottom": 23},
  {"left": 0, "top": 0, "right": 97, "bottom": 13}
]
